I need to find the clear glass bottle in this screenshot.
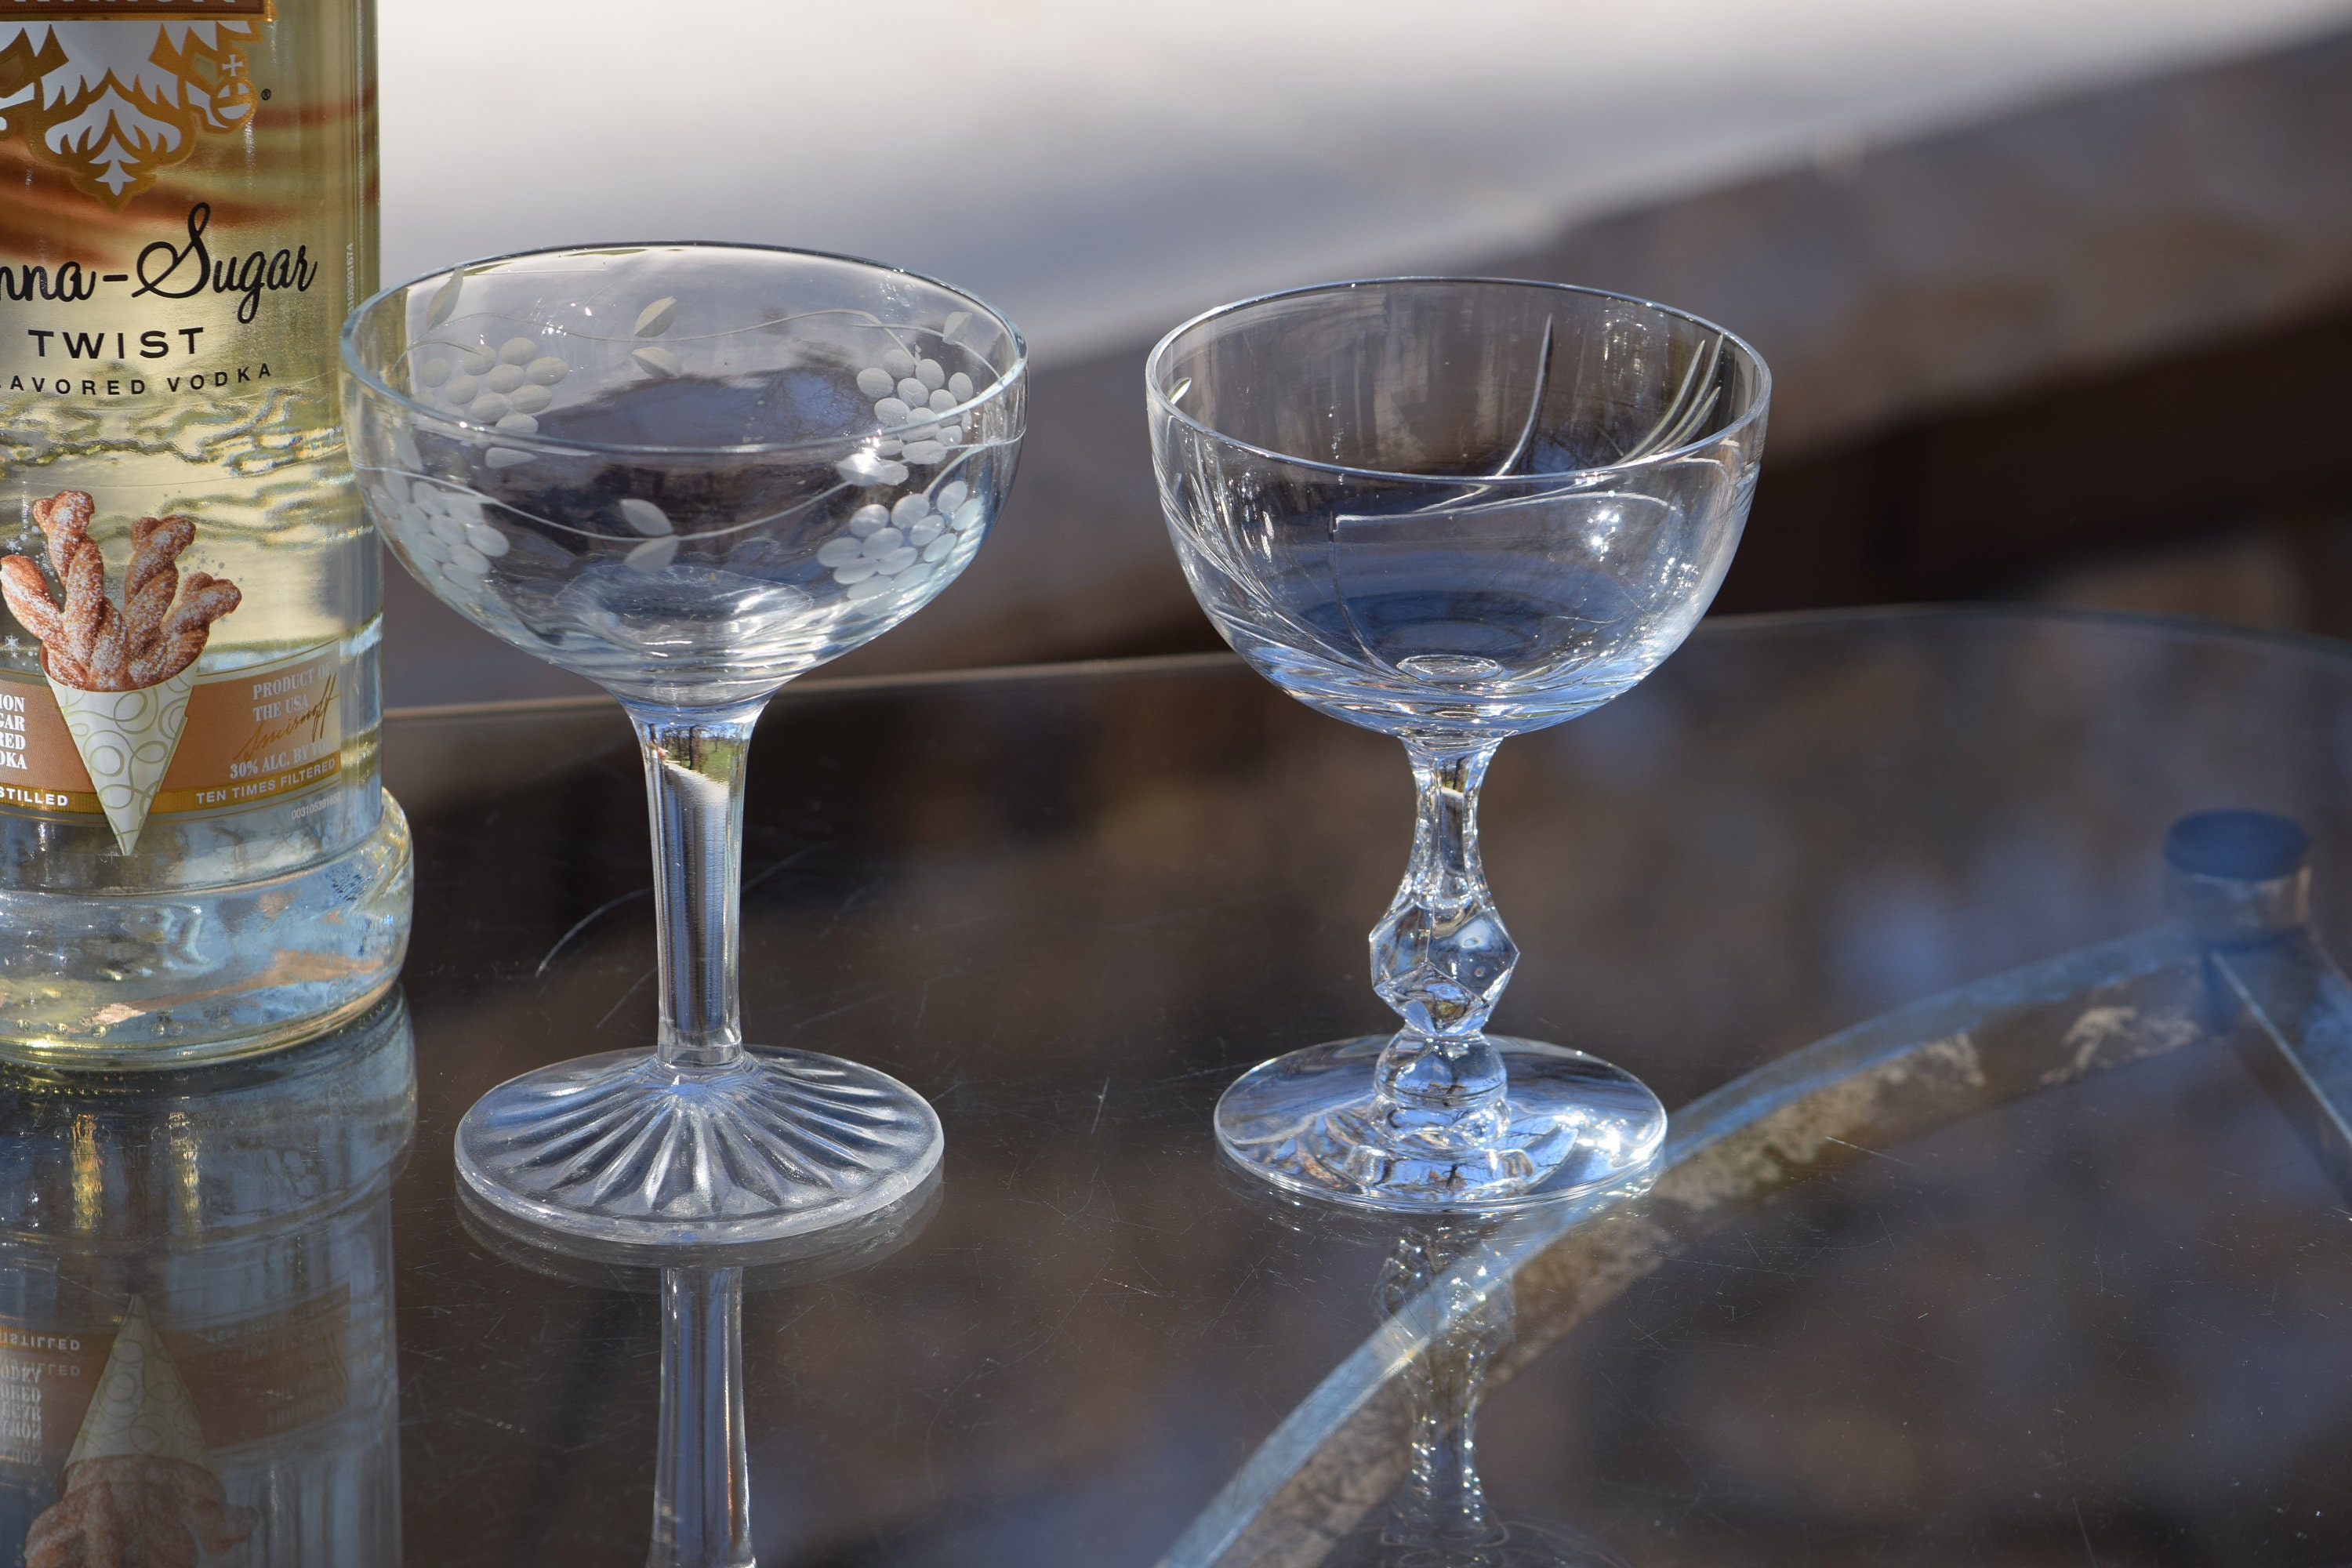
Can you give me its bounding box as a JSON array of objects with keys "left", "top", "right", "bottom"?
[
  {"left": 0, "top": 0, "right": 409, "bottom": 1065},
  {"left": 0, "top": 992, "right": 413, "bottom": 1566}
]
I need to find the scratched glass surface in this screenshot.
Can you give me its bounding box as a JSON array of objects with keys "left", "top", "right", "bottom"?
[{"left": 11, "top": 608, "right": 2352, "bottom": 1568}]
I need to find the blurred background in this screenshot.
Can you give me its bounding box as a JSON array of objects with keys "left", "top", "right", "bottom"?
[{"left": 378, "top": 0, "right": 2352, "bottom": 706}]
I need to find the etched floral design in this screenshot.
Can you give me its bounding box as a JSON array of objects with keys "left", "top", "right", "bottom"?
[
  {"left": 374, "top": 289, "right": 1003, "bottom": 616},
  {"left": 411, "top": 335, "right": 568, "bottom": 437},
  {"left": 834, "top": 449, "right": 909, "bottom": 488},
  {"left": 814, "top": 479, "right": 984, "bottom": 604},
  {"left": 617, "top": 496, "right": 679, "bottom": 574},
  {"left": 398, "top": 271, "right": 572, "bottom": 472},
  {"left": 630, "top": 296, "right": 684, "bottom": 379},
  {"left": 374, "top": 473, "right": 509, "bottom": 605},
  {"left": 853, "top": 347, "right": 975, "bottom": 470}
]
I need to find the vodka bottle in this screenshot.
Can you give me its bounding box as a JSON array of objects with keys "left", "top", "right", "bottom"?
[{"left": 0, "top": 0, "right": 410, "bottom": 1065}]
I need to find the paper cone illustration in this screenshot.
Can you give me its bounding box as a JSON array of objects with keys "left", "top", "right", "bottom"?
[
  {"left": 48, "top": 670, "right": 198, "bottom": 855},
  {"left": 0, "top": 491, "right": 240, "bottom": 854},
  {"left": 25, "top": 1294, "right": 256, "bottom": 1568},
  {"left": 67, "top": 1295, "right": 209, "bottom": 1469}
]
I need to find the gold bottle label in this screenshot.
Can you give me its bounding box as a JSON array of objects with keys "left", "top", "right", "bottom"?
[
  {"left": 0, "top": 641, "right": 343, "bottom": 818},
  {"left": 0, "top": 1, "right": 271, "bottom": 209},
  {"left": 0, "top": 0, "right": 353, "bottom": 388}
]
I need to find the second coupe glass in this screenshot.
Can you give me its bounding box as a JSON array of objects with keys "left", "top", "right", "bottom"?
[
  {"left": 342, "top": 244, "right": 1025, "bottom": 1247},
  {"left": 1149, "top": 278, "right": 1768, "bottom": 1211}
]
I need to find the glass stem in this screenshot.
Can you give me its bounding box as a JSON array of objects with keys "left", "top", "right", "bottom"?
[
  {"left": 628, "top": 705, "right": 762, "bottom": 1073},
  {"left": 648, "top": 1265, "right": 753, "bottom": 1568},
  {"left": 1370, "top": 739, "right": 1517, "bottom": 1123}
]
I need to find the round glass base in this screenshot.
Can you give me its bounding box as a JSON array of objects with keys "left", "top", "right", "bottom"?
[
  {"left": 1329, "top": 1515, "right": 1633, "bottom": 1568},
  {"left": 1214, "top": 1036, "right": 1666, "bottom": 1213},
  {"left": 456, "top": 1045, "right": 943, "bottom": 1250}
]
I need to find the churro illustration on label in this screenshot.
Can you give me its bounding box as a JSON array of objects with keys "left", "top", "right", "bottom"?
[{"left": 0, "top": 488, "right": 241, "bottom": 851}]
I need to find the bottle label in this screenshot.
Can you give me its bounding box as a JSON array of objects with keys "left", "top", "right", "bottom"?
[
  {"left": 0, "top": 2, "right": 270, "bottom": 207},
  {"left": 0, "top": 0, "right": 347, "bottom": 393},
  {"left": 0, "top": 640, "right": 343, "bottom": 824},
  {"left": 0, "top": 0, "right": 379, "bottom": 895}
]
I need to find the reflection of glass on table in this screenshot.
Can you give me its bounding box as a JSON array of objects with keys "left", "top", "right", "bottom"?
[{"left": 459, "top": 1174, "right": 938, "bottom": 1568}]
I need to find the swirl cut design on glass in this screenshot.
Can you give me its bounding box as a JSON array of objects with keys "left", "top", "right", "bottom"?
[{"left": 1149, "top": 278, "right": 1769, "bottom": 1212}]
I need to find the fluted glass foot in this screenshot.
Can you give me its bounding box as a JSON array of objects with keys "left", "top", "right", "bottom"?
[
  {"left": 456, "top": 1046, "right": 943, "bottom": 1249},
  {"left": 1214, "top": 1036, "right": 1665, "bottom": 1213}
]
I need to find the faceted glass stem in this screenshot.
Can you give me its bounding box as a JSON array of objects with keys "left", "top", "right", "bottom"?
[
  {"left": 1370, "top": 739, "right": 1519, "bottom": 1145},
  {"left": 649, "top": 1265, "right": 753, "bottom": 1568},
  {"left": 1212, "top": 730, "right": 1664, "bottom": 1211},
  {"left": 629, "top": 706, "right": 763, "bottom": 1073}
]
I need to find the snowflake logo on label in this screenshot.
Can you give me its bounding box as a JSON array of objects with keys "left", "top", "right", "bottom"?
[{"left": 0, "top": 0, "right": 268, "bottom": 205}]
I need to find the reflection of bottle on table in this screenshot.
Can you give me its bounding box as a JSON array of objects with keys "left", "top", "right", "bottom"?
[{"left": 0, "top": 993, "right": 415, "bottom": 1565}]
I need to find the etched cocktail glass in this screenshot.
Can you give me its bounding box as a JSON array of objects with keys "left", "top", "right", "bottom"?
[
  {"left": 1148, "top": 278, "right": 1767, "bottom": 1211},
  {"left": 341, "top": 244, "right": 1024, "bottom": 1247}
]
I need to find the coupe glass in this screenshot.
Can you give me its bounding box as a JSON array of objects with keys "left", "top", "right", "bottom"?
[
  {"left": 1148, "top": 278, "right": 1767, "bottom": 1211},
  {"left": 341, "top": 244, "right": 1025, "bottom": 1247}
]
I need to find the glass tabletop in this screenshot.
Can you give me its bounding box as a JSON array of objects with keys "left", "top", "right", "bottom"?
[{"left": 9, "top": 605, "right": 2352, "bottom": 1568}]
